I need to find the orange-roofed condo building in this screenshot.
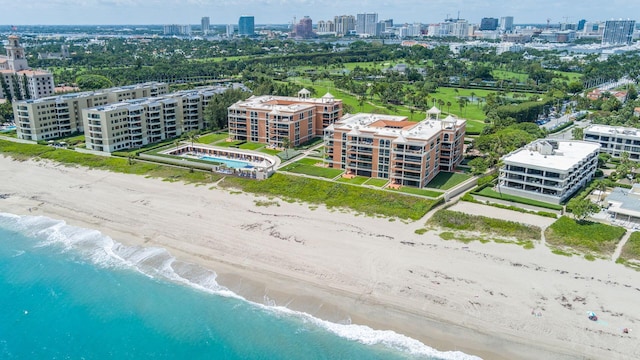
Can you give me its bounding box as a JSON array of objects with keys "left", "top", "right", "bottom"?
[
  {"left": 227, "top": 89, "right": 342, "bottom": 147},
  {"left": 324, "top": 107, "right": 466, "bottom": 188}
]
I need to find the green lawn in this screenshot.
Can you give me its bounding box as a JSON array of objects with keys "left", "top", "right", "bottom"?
[
  {"left": 428, "top": 210, "right": 541, "bottom": 241},
  {"left": 259, "top": 148, "right": 281, "bottom": 156},
  {"left": 197, "top": 133, "right": 229, "bottom": 144},
  {"left": 554, "top": 71, "right": 583, "bottom": 82},
  {"left": 364, "top": 178, "right": 389, "bottom": 187},
  {"left": 215, "top": 141, "right": 264, "bottom": 150},
  {"left": 280, "top": 159, "right": 343, "bottom": 179},
  {"left": 426, "top": 172, "right": 471, "bottom": 190},
  {"left": 474, "top": 187, "right": 564, "bottom": 210},
  {"left": 492, "top": 70, "right": 529, "bottom": 82},
  {"left": 545, "top": 216, "right": 626, "bottom": 255},
  {"left": 238, "top": 142, "right": 264, "bottom": 150},
  {"left": 337, "top": 176, "right": 369, "bottom": 185},
  {"left": 389, "top": 186, "right": 443, "bottom": 198},
  {"left": 465, "top": 119, "right": 486, "bottom": 135},
  {"left": 55, "top": 133, "right": 85, "bottom": 146}
]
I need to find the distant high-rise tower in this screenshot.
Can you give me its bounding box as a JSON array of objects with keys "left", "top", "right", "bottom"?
[
  {"left": 293, "top": 16, "right": 314, "bottom": 38},
  {"left": 577, "top": 19, "right": 587, "bottom": 31},
  {"left": 201, "top": 17, "right": 210, "bottom": 35},
  {"left": 238, "top": 15, "right": 255, "bottom": 36},
  {"left": 480, "top": 17, "right": 499, "bottom": 31},
  {"left": 602, "top": 20, "right": 635, "bottom": 45},
  {"left": 334, "top": 15, "right": 355, "bottom": 36},
  {"left": 356, "top": 13, "right": 378, "bottom": 36},
  {"left": 499, "top": 16, "right": 514, "bottom": 32},
  {"left": 226, "top": 24, "right": 235, "bottom": 38}
]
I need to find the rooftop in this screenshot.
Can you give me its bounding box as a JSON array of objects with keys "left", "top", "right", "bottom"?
[
  {"left": 231, "top": 93, "right": 340, "bottom": 112},
  {"left": 502, "top": 140, "right": 600, "bottom": 171},
  {"left": 585, "top": 124, "right": 640, "bottom": 138},
  {"left": 329, "top": 112, "right": 465, "bottom": 142},
  {"left": 606, "top": 185, "right": 640, "bottom": 218},
  {"left": 230, "top": 94, "right": 340, "bottom": 113}
]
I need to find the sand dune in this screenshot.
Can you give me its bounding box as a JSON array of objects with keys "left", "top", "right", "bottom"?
[{"left": 0, "top": 156, "right": 638, "bottom": 360}]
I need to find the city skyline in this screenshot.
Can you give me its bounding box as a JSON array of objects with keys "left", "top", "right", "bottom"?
[{"left": 1, "top": 0, "right": 638, "bottom": 26}]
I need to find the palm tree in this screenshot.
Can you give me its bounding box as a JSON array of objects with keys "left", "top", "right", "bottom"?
[
  {"left": 470, "top": 91, "right": 476, "bottom": 104},
  {"left": 446, "top": 101, "right": 452, "bottom": 113},
  {"left": 282, "top": 137, "right": 291, "bottom": 159},
  {"left": 596, "top": 180, "right": 607, "bottom": 203},
  {"left": 186, "top": 131, "right": 199, "bottom": 150}
]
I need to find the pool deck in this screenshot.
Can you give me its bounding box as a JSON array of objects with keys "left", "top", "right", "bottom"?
[{"left": 164, "top": 142, "right": 281, "bottom": 173}]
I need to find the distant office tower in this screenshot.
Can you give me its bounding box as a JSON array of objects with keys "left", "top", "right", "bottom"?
[
  {"left": 383, "top": 19, "right": 393, "bottom": 29},
  {"left": 201, "top": 17, "right": 210, "bottom": 35},
  {"left": 226, "top": 24, "right": 234, "bottom": 37},
  {"left": 577, "top": 19, "right": 586, "bottom": 31},
  {"left": 356, "top": 13, "right": 378, "bottom": 36},
  {"left": 163, "top": 24, "right": 191, "bottom": 36},
  {"left": 480, "top": 17, "right": 499, "bottom": 31},
  {"left": 293, "top": 16, "right": 314, "bottom": 38},
  {"left": 238, "top": 15, "right": 255, "bottom": 36},
  {"left": 602, "top": 20, "right": 635, "bottom": 45},
  {"left": 500, "top": 16, "right": 514, "bottom": 32},
  {"left": 334, "top": 15, "right": 355, "bottom": 36}
]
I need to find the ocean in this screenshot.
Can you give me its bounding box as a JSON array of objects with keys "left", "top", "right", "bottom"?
[{"left": 0, "top": 213, "right": 479, "bottom": 360}]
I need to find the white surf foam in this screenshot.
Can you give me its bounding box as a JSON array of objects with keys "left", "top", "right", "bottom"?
[{"left": 0, "top": 212, "right": 481, "bottom": 360}]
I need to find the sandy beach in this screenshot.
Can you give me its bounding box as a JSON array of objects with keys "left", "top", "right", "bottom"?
[{"left": 1, "top": 156, "right": 638, "bottom": 359}]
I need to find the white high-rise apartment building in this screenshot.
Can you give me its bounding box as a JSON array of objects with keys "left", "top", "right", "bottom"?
[
  {"left": 201, "top": 17, "right": 210, "bottom": 35},
  {"left": 500, "top": 16, "right": 514, "bottom": 32},
  {"left": 356, "top": 13, "right": 378, "bottom": 36}
]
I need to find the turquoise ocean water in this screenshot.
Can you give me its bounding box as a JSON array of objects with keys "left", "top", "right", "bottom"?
[{"left": 0, "top": 213, "right": 479, "bottom": 360}]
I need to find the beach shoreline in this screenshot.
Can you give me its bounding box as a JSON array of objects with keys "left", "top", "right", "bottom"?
[{"left": 1, "top": 156, "right": 638, "bottom": 359}]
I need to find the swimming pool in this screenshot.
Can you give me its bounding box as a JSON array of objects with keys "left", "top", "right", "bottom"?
[
  {"left": 0, "top": 125, "right": 16, "bottom": 132},
  {"left": 199, "top": 156, "right": 253, "bottom": 169}
]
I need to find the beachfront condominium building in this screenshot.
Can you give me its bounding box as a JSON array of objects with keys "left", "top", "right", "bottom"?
[
  {"left": 238, "top": 16, "right": 255, "bottom": 36},
  {"left": 602, "top": 20, "right": 635, "bottom": 45},
  {"left": 498, "top": 140, "right": 600, "bottom": 204},
  {"left": 228, "top": 89, "right": 342, "bottom": 147},
  {"left": 0, "top": 35, "right": 55, "bottom": 101},
  {"left": 323, "top": 108, "right": 466, "bottom": 188},
  {"left": 583, "top": 124, "right": 640, "bottom": 161},
  {"left": 13, "top": 82, "right": 169, "bottom": 141},
  {"left": 201, "top": 17, "right": 210, "bottom": 35},
  {"left": 83, "top": 86, "right": 231, "bottom": 152},
  {"left": 334, "top": 15, "right": 355, "bottom": 36},
  {"left": 356, "top": 13, "right": 378, "bottom": 36}
]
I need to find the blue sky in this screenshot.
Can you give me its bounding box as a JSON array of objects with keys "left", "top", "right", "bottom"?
[{"left": 1, "top": 0, "right": 637, "bottom": 25}]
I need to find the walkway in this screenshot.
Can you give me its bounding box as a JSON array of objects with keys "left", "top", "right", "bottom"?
[{"left": 612, "top": 230, "right": 634, "bottom": 263}]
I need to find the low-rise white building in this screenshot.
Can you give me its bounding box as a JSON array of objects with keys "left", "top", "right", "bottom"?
[
  {"left": 583, "top": 124, "right": 640, "bottom": 161},
  {"left": 605, "top": 185, "right": 640, "bottom": 224},
  {"left": 498, "top": 139, "right": 600, "bottom": 204}
]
